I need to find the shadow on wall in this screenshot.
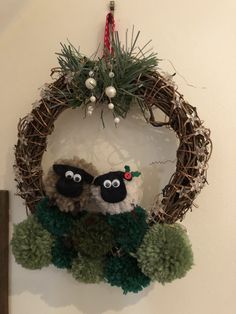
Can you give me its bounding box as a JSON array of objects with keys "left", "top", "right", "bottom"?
[
  {"left": 42, "top": 105, "right": 178, "bottom": 210},
  {"left": 11, "top": 265, "right": 154, "bottom": 313}
]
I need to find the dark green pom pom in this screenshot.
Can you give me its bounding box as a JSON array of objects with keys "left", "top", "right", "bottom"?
[
  {"left": 137, "top": 223, "right": 194, "bottom": 284},
  {"left": 104, "top": 254, "right": 150, "bottom": 294},
  {"left": 51, "top": 237, "right": 77, "bottom": 269},
  {"left": 36, "top": 197, "right": 77, "bottom": 236},
  {"left": 11, "top": 216, "right": 54, "bottom": 269},
  {"left": 71, "top": 256, "right": 104, "bottom": 283},
  {"left": 107, "top": 206, "right": 148, "bottom": 253},
  {"left": 72, "top": 213, "right": 114, "bottom": 258}
]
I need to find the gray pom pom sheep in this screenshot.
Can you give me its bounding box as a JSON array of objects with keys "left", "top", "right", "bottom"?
[{"left": 44, "top": 157, "right": 98, "bottom": 212}]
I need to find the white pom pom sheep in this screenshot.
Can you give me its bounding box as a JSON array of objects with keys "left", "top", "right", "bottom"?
[{"left": 90, "top": 166, "right": 142, "bottom": 215}]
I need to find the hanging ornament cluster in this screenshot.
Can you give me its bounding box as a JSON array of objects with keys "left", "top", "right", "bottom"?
[
  {"left": 85, "top": 65, "right": 119, "bottom": 123},
  {"left": 83, "top": 7, "right": 120, "bottom": 124},
  {"left": 106, "top": 71, "right": 120, "bottom": 124},
  {"left": 12, "top": 1, "right": 212, "bottom": 295},
  {"left": 85, "top": 70, "right": 97, "bottom": 116}
]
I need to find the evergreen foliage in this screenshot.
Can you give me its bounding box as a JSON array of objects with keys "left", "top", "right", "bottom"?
[{"left": 54, "top": 31, "right": 158, "bottom": 118}]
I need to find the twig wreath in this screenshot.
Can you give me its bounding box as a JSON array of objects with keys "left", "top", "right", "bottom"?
[{"left": 12, "top": 11, "right": 212, "bottom": 294}]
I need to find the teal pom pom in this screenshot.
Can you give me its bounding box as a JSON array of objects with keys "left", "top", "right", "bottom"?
[
  {"left": 36, "top": 197, "right": 77, "bottom": 236},
  {"left": 107, "top": 206, "right": 148, "bottom": 253},
  {"left": 137, "top": 223, "right": 194, "bottom": 284},
  {"left": 104, "top": 254, "right": 150, "bottom": 294},
  {"left": 71, "top": 256, "right": 104, "bottom": 283},
  {"left": 11, "top": 216, "right": 54, "bottom": 269},
  {"left": 51, "top": 237, "right": 77, "bottom": 269},
  {"left": 72, "top": 213, "right": 114, "bottom": 258}
]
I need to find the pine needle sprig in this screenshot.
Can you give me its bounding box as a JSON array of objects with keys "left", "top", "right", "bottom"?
[{"left": 53, "top": 30, "right": 159, "bottom": 119}]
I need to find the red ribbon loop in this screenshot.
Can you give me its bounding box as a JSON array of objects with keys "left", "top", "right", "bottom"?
[{"left": 103, "top": 12, "right": 115, "bottom": 56}]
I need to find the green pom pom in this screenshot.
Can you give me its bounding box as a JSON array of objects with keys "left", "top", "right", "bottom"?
[
  {"left": 104, "top": 254, "right": 150, "bottom": 294},
  {"left": 36, "top": 197, "right": 77, "bottom": 236},
  {"left": 72, "top": 213, "right": 114, "bottom": 258},
  {"left": 11, "top": 216, "right": 54, "bottom": 270},
  {"left": 71, "top": 256, "right": 104, "bottom": 283},
  {"left": 107, "top": 206, "right": 148, "bottom": 253},
  {"left": 137, "top": 223, "right": 194, "bottom": 284},
  {"left": 51, "top": 237, "right": 77, "bottom": 269}
]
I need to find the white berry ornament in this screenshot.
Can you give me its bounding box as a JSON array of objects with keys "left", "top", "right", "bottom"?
[
  {"left": 90, "top": 95, "right": 96, "bottom": 103},
  {"left": 114, "top": 117, "right": 120, "bottom": 124},
  {"left": 108, "top": 103, "right": 114, "bottom": 110},
  {"left": 105, "top": 86, "right": 117, "bottom": 98},
  {"left": 85, "top": 78, "right": 97, "bottom": 90}
]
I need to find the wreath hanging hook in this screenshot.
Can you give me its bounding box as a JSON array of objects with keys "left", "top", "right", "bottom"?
[{"left": 109, "top": 1, "right": 115, "bottom": 13}]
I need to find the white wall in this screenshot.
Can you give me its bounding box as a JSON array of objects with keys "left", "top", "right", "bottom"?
[{"left": 0, "top": 0, "right": 236, "bottom": 313}]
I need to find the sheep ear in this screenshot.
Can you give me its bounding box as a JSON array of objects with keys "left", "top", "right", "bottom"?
[
  {"left": 53, "top": 164, "right": 68, "bottom": 176},
  {"left": 93, "top": 175, "right": 103, "bottom": 186},
  {"left": 82, "top": 170, "right": 94, "bottom": 184},
  {"left": 117, "top": 171, "right": 125, "bottom": 179}
]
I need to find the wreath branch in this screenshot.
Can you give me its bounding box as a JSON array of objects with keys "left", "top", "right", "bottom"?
[
  {"left": 14, "top": 71, "right": 212, "bottom": 223},
  {"left": 14, "top": 36, "right": 212, "bottom": 223}
]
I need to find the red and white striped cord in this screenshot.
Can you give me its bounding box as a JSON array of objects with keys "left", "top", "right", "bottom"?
[{"left": 103, "top": 12, "right": 115, "bottom": 55}]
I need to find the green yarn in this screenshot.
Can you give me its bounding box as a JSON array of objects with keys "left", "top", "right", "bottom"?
[
  {"left": 107, "top": 206, "right": 148, "bottom": 253},
  {"left": 72, "top": 213, "right": 114, "bottom": 258},
  {"left": 11, "top": 216, "right": 54, "bottom": 270},
  {"left": 71, "top": 256, "right": 104, "bottom": 283},
  {"left": 36, "top": 197, "right": 77, "bottom": 236},
  {"left": 104, "top": 254, "right": 151, "bottom": 294},
  {"left": 51, "top": 237, "right": 77, "bottom": 269},
  {"left": 137, "top": 223, "right": 194, "bottom": 284}
]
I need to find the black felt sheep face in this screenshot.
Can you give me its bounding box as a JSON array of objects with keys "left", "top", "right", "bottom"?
[
  {"left": 53, "top": 164, "right": 93, "bottom": 198},
  {"left": 94, "top": 171, "right": 128, "bottom": 204},
  {"left": 91, "top": 166, "right": 142, "bottom": 215},
  {"left": 44, "top": 157, "right": 98, "bottom": 212}
]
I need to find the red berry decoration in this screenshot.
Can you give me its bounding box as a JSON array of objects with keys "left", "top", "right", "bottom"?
[{"left": 124, "top": 172, "right": 132, "bottom": 181}]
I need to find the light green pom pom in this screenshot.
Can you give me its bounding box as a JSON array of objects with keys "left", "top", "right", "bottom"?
[
  {"left": 11, "top": 216, "right": 54, "bottom": 270},
  {"left": 137, "top": 223, "right": 194, "bottom": 284},
  {"left": 71, "top": 256, "right": 104, "bottom": 283}
]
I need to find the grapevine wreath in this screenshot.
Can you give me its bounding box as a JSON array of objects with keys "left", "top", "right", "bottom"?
[{"left": 11, "top": 10, "right": 212, "bottom": 294}]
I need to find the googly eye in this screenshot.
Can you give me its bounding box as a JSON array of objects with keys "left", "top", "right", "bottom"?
[
  {"left": 65, "top": 170, "right": 74, "bottom": 179},
  {"left": 103, "top": 180, "right": 112, "bottom": 189},
  {"left": 73, "top": 174, "right": 82, "bottom": 182},
  {"left": 112, "top": 179, "right": 120, "bottom": 188}
]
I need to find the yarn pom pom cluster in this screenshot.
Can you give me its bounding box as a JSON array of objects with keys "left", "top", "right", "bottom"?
[{"left": 11, "top": 198, "right": 193, "bottom": 294}]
